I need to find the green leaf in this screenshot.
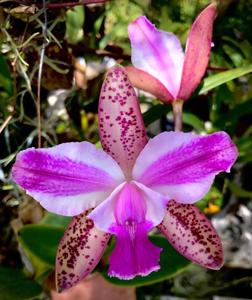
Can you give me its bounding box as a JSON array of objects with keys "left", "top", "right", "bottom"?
[
  {"left": 18, "top": 224, "right": 65, "bottom": 267},
  {"left": 223, "top": 44, "right": 244, "bottom": 67},
  {"left": 0, "top": 55, "right": 12, "bottom": 95},
  {"left": 18, "top": 215, "right": 71, "bottom": 280},
  {"left": 199, "top": 65, "right": 252, "bottom": 95},
  {"left": 214, "top": 98, "right": 252, "bottom": 130},
  {"left": 183, "top": 112, "right": 205, "bottom": 132},
  {"left": 102, "top": 235, "right": 190, "bottom": 287},
  {"left": 143, "top": 104, "right": 170, "bottom": 126},
  {"left": 40, "top": 212, "right": 71, "bottom": 228},
  {"left": 100, "top": 0, "right": 143, "bottom": 51},
  {"left": 227, "top": 180, "right": 252, "bottom": 198},
  {"left": 65, "top": 6, "right": 85, "bottom": 44},
  {"left": 0, "top": 55, "right": 13, "bottom": 117},
  {"left": 0, "top": 267, "right": 42, "bottom": 300},
  {"left": 236, "top": 134, "right": 252, "bottom": 163}
]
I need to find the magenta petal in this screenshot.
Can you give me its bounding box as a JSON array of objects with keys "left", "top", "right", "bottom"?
[
  {"left": 177, "top": 4, "right": 216, "bottom": 100},
  {"left": 133, "top": 131, "right": 238, "bottom": 204},
  {"left": 12, "top": 142, "right": 124, "bottom": 216},
  {"left": 157, "top": 200, "right": 223, "bottom": 269},
  {"left": 128, "top": 16, "right": 184, "bottom": 98},
  {"left": 109, "top": 222, "right": 161, "bottom": 279},
  {"left": 56, "top": 210, "right": 110, "bottom": 292},
  {"left": 99, "top": 67, "right": 147, "bottom": 178},
  {"left": 124, "top": 66, "right": 174, "bottom": 103}
]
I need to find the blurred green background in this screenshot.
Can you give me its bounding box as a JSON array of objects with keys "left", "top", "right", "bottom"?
[{"left": 1, "top": 0, "right": 252, "bottom": 299}]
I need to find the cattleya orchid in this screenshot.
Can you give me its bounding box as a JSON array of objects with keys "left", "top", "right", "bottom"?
[
  {"left": 12, "top": 67, "right": 237, "bottom": 292},
  {"left": 126, "top": 3, "right": 216, "bottom": 103}
]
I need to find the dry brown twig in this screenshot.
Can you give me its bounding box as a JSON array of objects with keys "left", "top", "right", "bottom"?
[{"left": 4, "top": 0, "right": 110, "bottom": 9}]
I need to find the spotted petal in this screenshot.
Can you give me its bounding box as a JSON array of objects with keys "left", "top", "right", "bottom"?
[
  {"left": 99, "top": 67, "right": 147, "bottom": 179},
  {"left": 178, "top": 4, "right": 216, "bottom": 100},
  {"left": 157, "top": 200, "right": 223, "bottom": 269},
  {"left": 56, "top": 210, "right": 110, "bottom": 292},
  {"left": 128, "top": 16, "right": 184, "bottom": 98},
  {"left": 133, "top": 131, "right": 238, "bottom": 204},
  {"left": 12, "top": 142, "right": 125, "bottom": 216}
]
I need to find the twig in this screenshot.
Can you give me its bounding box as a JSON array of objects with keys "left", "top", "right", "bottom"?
[
  {"left": 39, "top": 0, "right": 109, "bottom": 8},
  {"left": 0, "top": 115, "right": 13, "bottom": 135},
  {"left": 207, "top": 66, "right": 228, "bottom": 72},
  {"left": 37, "top": 0, "right": 49, "bottom": 148},
  {"left": 10, "top": 0, "right": 109, "bottom": 9}
]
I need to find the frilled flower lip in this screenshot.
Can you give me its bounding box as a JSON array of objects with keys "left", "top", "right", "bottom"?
[
  {"left": 11, "top": 67, "right": 238, "bottom": 292},
  {"left": 127, "top": 3, "right": 216, "bottom": 102}
]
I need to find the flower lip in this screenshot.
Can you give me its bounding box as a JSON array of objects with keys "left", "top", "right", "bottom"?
[{"left": 108, "top": 181, "right": 162, "bottom": 279}]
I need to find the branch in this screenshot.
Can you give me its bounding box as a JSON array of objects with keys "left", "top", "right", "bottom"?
[
  {"left": 10, "top": 0, "right": 110, "bottom": 9},
  {"left": 207, "top": 66, "right": 228, "bottom": 72}
]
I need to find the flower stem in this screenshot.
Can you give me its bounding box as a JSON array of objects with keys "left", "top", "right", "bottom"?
[{"left": 172, "top": 100, "right": 183, "bottom": 132}]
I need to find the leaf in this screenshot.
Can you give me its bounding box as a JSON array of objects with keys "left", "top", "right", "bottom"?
[
  {"left": 0, "top": 55, "right": 12, "bottom": 95},
  {"left": 143, "top": 104, "right": 170, "bottom": 126},
  {"left": 0, "top": 267, "right": 42, "bottom": 300},
  {"left": 65, "top": 6, "right": 85, "bottom": 44},
  {"left": 18, "top": 216, "right": 71, "bottom": 281},
  {"left": 198, "top": 65, "right": 252, "bottom": 95},
  {"left": 40, "top": 212, "right": 71, "bottom": 228},
  {"left": 100, "top": 0, "right": 143, "bottom": 51},
  {"left": 236, "top": 134, "right": 252, "bottom": 163},
  {"left": 102, "top": 235, "right": 190, "bottom": 287},
  {"left": 227, "top": 180, "right": 252, "bottom": 198},
  {"left": 182, "top": 112, "right": 205, "bottom": 132},
  {"left": 18, "top": 224, "right": 65, "bottom": 267},
  {"left": 0, "top": 55, "right": 13, "bottom": 117},
  {"left": 214, "top": 98, "right": 252, "bottom": 129}
]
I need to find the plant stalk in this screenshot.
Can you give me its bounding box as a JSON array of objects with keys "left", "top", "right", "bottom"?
[{"left": 172, "top": 100, "right": 183, "bottom": 132}]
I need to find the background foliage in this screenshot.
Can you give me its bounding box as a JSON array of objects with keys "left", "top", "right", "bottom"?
[{"left": 0, "top": 0, "right": 252, "bottom": 299}]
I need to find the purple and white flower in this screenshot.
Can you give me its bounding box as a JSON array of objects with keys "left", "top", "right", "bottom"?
[
  {"left": 12, "top": 67, "right": 237, "bottom": 292},
  {"left": 126, "top": 4, "right": 216, "bottom": 103}
]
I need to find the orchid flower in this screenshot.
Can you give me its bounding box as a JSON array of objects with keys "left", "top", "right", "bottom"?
[
  {"left": 126, "top": 3, "right": 216, "bottom": 103},
  {"left": 12, "top": 67, "right": 237, "bottom": 292}
]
